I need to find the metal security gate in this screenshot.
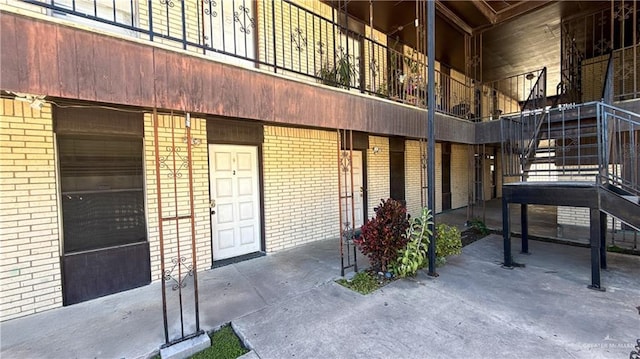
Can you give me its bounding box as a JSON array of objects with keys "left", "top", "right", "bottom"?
[
  {"left": 338, "top": 129, "right": 358, "bottom": 276},
  {"left": 152, "top": 109, "right": 202, "bottom": 347}
]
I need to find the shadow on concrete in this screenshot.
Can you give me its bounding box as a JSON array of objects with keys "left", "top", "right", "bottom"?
[
  {"left": 1, "top": 234, "right": 639, "bottom": 358},
  {"left": 437, "top": 199, "right": 639, "bottom": 252}
]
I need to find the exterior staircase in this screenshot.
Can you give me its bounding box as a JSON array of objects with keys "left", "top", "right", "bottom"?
[{"left": 499, "top": 64, "right": 639, "bottom": 289}]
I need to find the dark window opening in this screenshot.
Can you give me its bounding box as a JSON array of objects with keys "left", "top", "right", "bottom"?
[
  {"left": 389, "top": 138, "right": 405, "bottom": 207},
  {"left": 58, "top": 135, "right": 146, "bottom": 253}
]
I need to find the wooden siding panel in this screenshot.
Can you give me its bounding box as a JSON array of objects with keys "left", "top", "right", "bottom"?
[
  {"left": 200, "top": 59, "right": 224, "bottom": 116},
  {"left": 35, "top": 21, "right": 59, "bottom": 96},
  {"left": 13, "top": 16, "right": 40, "bottom": 93},
  {"left": 121, "top": 41, "right": 154, "bottom": 106},
  {"left": 0, "top": 11, "right": 477, "bottom": 143},
  {"left": 56, "top": 26, "right": 79, "bottom": 98},
  {"left": 94, "top": 35, "right": 127, "bottom": 104},
  {"left": 0, "top": 15, "right": 19, "bottom": 92},
  {"left": 153, "top": 49, "right": 169, "bottom": 110},
  {"left": 74, "top": 30, "right": 97, "bottom": 101}
]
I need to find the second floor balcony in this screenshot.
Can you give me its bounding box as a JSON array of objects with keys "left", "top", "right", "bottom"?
[{"left": 10, "top": 0, "right": 640, "bottom": 120}]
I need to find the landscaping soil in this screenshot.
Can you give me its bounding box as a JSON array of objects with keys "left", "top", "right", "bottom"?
[{"left": 461, "top": 228, "right": 489, "bottom": 247}]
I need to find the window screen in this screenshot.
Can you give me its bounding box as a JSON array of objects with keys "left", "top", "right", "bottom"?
[{"left": 59, "top": 135, "right": 146, "bottom": 253}]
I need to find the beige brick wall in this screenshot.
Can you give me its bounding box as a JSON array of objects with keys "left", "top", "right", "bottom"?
[
  {"left": 262, "top": 126, "right": 339, "bottom": 251},
  {"left": 143, "top": 113, "right": 211, "bottom": 281},
  {"left": 404, "top": 139, "right": 423, "bottom": 218},
  {"left": 0, "top": 99, "right": 62, "bottom": 321},
  {"left": 451, "top": 143, "right": 470, "bottom": 209},
  {"left": 557, "top": 207, "right": 590, "bottom": 227},
  {"left": 435, "top": 142, "right": 442, "bottom": 213},
  {"left": 367, "top": 136, "right": 390, "bottom": 218}
]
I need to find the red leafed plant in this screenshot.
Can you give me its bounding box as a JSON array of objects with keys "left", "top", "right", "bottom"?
[{"left": 354, "top": 198, "right": 409, "bottom": 272}]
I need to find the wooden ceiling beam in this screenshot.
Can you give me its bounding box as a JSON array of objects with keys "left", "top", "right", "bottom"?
[
  {"left": 471, "top": 0, "right": 497, "bottom": 24},
  {"left": 435, "top": 0, "right": 473, "bottom": 35},
  {"left": 494, "top": 1, "right": 554, "bottom": 25}
]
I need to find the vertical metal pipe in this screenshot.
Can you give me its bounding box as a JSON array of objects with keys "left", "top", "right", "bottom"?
[
  {"left": 521, "top": 204, "right": 529, "bottom": 254},
  {"left": 289, "top": 3, "right": 293, "bottom": 69},
  {"left": 502, "top": 196, "right": 512, "bottom": 267},
  {"left": 348, "top": 130, "right": 357, "bottom": 271},
  {"left": 181, "top": 0, "right": 187, "bottom": 50},
  {"left": 426, "top": 0, "right": 437, "bottom": 276},
  {"left": 148, "top": 0, "right": 154, "bottom": 41},
  {"left": 169, "top": 112, "right": 185, "bottom": 338},
  {"left": 600, "top": 211, "right": 607, "bottom": 269},
  {"left": 589, "top": 207, "right": 603, "bottom": 290},
  {"left": 153, "top": 109, "right": 169, "bottom": 344},
  {"left": 271, "top": 0, "right": 277, "bottom": 72},
  {"left": 200, "top": 0, "right": 205, "bottom": 54},
  {"left": 185, "top": 113, "right": 200, "bottom": 332},
  {"left": 337, "top": 130, "right": 345, "bottom": 276},
  {"left": 420, "top": 139, "right": 426, "bottom": 208}
]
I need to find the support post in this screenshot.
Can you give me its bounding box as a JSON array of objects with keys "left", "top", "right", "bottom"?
[
  {"left": 599, "top": 211, "right": 607, "bottom": 269},
  {"left": 588, "top": 208, "right": 605, "bottom": 291},
  {"left": 502, "top": 197, "right": 513, "bottom": 267},
  {"left": 521, "top": 204, "right": 529, "bottom": 254},
  {"left": 426, "top": 0, "right": 438, "bottom": 277}
]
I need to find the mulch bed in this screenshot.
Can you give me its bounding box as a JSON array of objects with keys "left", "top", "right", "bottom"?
[{"left": 461, "top": 227, "right": 490, "bottom": 247}]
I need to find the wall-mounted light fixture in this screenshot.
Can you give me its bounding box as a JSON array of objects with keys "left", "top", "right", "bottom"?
[
  {"left": 11, "top": 92, "right": 46, "bottom": 110},
  {"left": 372, "top": 146, "right": 381, "bottom": 154}
]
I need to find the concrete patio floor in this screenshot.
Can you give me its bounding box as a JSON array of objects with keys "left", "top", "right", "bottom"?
[
  {"left": 438, "top": 199, "right": 639, "bottom": 251},
  {"left": 1, "top": 235, "right": 639, "bottom": 358}
]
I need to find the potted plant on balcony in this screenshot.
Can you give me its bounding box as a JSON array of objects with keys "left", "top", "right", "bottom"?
[{"left": 317, "top": 47, "right": 357, "bottom": 90}]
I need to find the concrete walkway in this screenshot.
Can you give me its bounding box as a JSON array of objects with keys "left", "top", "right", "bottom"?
[
  {"left": 1, "top": 235, "right": 639, "bottom": 358},
  {"left": 438, "top": 199, "right": 639, "bottom": 250}
]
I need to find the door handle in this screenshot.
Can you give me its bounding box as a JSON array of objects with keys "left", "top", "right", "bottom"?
[{"left": 211, "top": 210, "right": 216, "bottom": 215}]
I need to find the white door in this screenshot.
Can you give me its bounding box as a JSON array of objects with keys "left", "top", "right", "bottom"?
[
  {"left": 202, "top": 0, "right": 255, "bottom": 68},
  {"left": 209, "top": 144, "right": 261, "bottom": 260},
  {"left": 340, "top": 151, "right": 364, "bottom": 229}
]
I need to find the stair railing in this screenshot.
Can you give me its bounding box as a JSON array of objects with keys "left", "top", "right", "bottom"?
[
  {"left": 520, "top": 68, "right": 548, "bottom": 174},
  {"left": 601, "top": 51, "right": 614, "bottom": 105},
  {"left": 597, "top": 102, "right": 640, "bottom": 197},
  {"left": 500, "top": 68, "right": 548, "bottom": 181}
]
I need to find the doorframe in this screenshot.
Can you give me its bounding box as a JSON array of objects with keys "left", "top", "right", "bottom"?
[
  {"left": 362, "top": 153, "right": 368, "bottom": 222},
  {"left": 340, "top": 132, "right": 369, "bottom": 224},
  {"left": 205, "top": 117, "right": 265, "bottom": 265},
  {"left": 389, "top": 137, "right": 406, "bottom": 207},
  {"left": 207, "top": 142, "right": 265, "bottom": 264}
]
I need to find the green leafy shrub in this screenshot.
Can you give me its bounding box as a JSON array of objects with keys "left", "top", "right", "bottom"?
[
  {"left": 394, "top": 208, "right": 433, "bottom": 278},
  {"left": 435, "top": 223, "right": 462, "bottom": 266},
  {"left": 317, "top": 48, "right": 357, "bottom": 89},
  {"left": 336, "top": 271, "right": 379, "bottom": 295},
  {"left": 354, "top": 198, "right": 409, "bottom": 272},
  {"left": 468, "top": 218, "right": 489, "bottom": 235}
]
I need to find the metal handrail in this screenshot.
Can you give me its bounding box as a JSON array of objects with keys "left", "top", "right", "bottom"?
[
  {"left": 597, "top": 102, "right": 640, "bottom": 196},
  {"left": 601, "top": 51, "right": 614, "bottom": 104}
]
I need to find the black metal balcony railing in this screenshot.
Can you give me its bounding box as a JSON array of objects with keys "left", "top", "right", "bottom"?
[
  {"left": 21, "top": 0, "right": 475, "bottom": 119},
  {"left": 18, "top": 1, "right": 638, "bottom": 120}
]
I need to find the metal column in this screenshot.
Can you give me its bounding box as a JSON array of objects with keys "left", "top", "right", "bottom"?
[
  {"left": 338, "top": 129, "right": 358, "bottom": 276},
  {"left": 153, "top": 110, "right": 203, "bottom": 347},
  {"left": 426, "top": 0, "right": 437, "bottom": 277}
]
